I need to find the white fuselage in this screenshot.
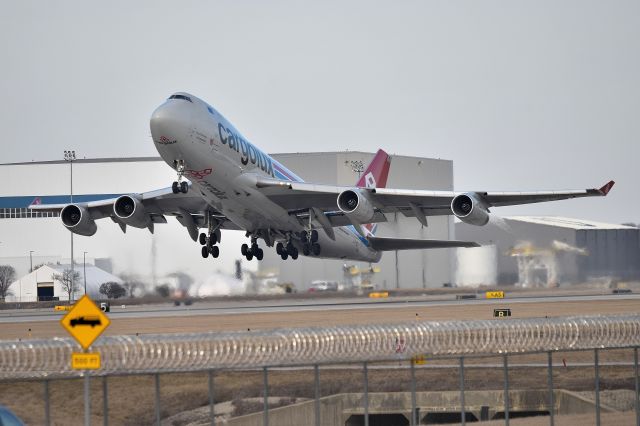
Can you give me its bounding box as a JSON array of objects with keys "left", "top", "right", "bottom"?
[{"left": 149, "top": 93, "right": 381, "bottom": 263}]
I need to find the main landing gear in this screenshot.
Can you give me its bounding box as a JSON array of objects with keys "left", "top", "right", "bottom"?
[
  {"left": 171, "top": 159, "right": 188, "bottom": 194},
  {"left": 276, "top": 230, "right": 320, "bottom": 260},
  {"left": 276, "top": 241, "right": 299, "bottom": 260},
  {"left": 199, "top": 231, "right": 219, "bottom": 258},
  {"left": 241, "top": 238, "right": 263, "bottom": 261},
  {"left": 302, "top": 230, "right": 321, "bottom": 257}
]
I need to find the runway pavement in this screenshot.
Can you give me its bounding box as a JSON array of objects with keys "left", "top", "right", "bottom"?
[
  {"left": 0, "top": 292, "right": 638, "bottom": 340},
  {"left": 1, "top": 292, "right": 639, "bottom": 323}
]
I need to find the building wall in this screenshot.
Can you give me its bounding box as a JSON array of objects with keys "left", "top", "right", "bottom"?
[
  {"left": 456, "top": 219, "right": 640, "bottom": 285},
  {"left": 262, "top": 152, "right": 454, "bottom": 290},
  {"left": 576, "top": 228, "right": 640, "bottom": 280}
]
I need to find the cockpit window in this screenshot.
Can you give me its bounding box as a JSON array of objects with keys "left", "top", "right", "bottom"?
[{"left": 168, "top": 94, "right": 193, "bottom": 103}]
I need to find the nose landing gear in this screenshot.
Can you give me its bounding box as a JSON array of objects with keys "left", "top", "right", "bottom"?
[{"left": 172, "top": 160, "right": 188, "bottom": 194}]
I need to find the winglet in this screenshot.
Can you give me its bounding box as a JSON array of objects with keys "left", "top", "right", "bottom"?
[{"left": 598, "top": 180, "right": 615, "bottom": 196}]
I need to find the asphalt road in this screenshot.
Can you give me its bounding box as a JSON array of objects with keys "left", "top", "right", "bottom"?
[{"left": 1, "top": 292, "right": 639, "bottom": 323}]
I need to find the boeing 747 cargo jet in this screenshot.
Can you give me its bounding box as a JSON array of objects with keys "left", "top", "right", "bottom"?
[{"left": 32, "top": 93, "right": 615, "bottom": 263}]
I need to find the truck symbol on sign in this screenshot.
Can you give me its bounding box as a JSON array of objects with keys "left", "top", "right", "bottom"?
[{"left": 70, "top": 316, "right": 102, "bottom": 328}]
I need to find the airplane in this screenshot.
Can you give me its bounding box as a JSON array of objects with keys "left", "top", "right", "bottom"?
[{"left": 31, "top": 92, "right": 615, "bottom": 263}]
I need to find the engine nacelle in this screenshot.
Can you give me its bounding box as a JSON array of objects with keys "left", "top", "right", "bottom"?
[
  {"left": 337, "top": 189, "right": 376, "bottom": 223},
  {"left": 61, "top": 204, "right": 97, "bottom": 236},
  {"left": 451, "top": 192, "right": 490, "bottom": 226},
  {"left": 114, "top": 195, "right": 149, "bottom": 228}
]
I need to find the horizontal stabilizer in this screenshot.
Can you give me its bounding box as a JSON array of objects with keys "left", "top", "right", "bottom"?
[{"left": 367, "top": 236, "right": 480, "bottom": 251}]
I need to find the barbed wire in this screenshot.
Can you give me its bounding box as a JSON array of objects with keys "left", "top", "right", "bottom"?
[{"left": 1, "top": 314, "right": 639, "bottom": 380}]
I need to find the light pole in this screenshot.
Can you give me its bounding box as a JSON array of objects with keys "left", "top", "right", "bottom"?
[
  {"left": 64, "top": 150, "right": 76, "bottom": 299},
  {"left": 83, "top": 251, "right": 87, "bottom": 296},
  {"left": 29, "top": 250, "right": 34, "bottom": 273}
]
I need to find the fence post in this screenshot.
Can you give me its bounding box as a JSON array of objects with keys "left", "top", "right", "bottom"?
[
  {"left": 208, "top": 370, "right": 215, "bottom": 426},
  {"left": 44, "top": 379, "right": 50, "bottom": 426},
  {"left": 263, "top": 367, "right": 269, "bottom": 426},
  {"left": 595, "top": 349, "right": 601, "bottom": 426},
  {"left": 410, "top": 360, "right": 417, "bottom": 426},
  {"left": 84, "top": 374, "right": 90, "bottom": 426},
  {"left": 103, "top": 376, "right": 109, "bottom": 426},
  {"left": 547, "top": 352, "right": 554, "bottom": 426},
  {"left": 314, "top": 365, "right": 320, "bottom": 426},
  {"left": 503, "top": 355, "right": 509, "bottom": 426},
  {"left": 635, "top": 347, "right": 639, "bottom": 426},
  {"left": 155, "top": 374, "right": 161, "bottom": 426},
  {"left": 364, "top": 362, "right": 369, "bottom": 426},
  {"left": 460, "top": 357, "right": 466, "bottom": 426}
]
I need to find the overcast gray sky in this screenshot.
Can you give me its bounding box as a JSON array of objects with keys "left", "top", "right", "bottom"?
[{"left": 2, "top": 1, "right": 638, "bottom": 223}]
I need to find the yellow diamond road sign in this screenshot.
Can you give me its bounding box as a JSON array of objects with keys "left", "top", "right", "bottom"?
[{"left": 61, "top": 295, "right": 111, "bottom": 350}]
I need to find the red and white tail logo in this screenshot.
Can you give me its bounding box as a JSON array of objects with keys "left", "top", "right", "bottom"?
[
  {"left": 356, "top": 149, "right": 390, "bottom": 189},
  {"left": 31, "top": 197, "right": 42, "bottom": 205},
  {"left": 356, "top": 149, "right": 391, "bottom": 237}
]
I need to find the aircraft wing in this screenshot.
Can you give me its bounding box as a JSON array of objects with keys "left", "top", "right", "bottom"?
[
  {"left": 257, "top": 176, "right": 615, "bottom": 224},
  {"left": 367, "top": 237, "right": 480, "bottom": 251},
  {"left": 29, "top": 183, "right": 241, "bottom": 239}
]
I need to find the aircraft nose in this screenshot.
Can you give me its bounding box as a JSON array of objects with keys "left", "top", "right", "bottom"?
[{"left": 149, "top": 100, "right": 193, "bottom": 145}]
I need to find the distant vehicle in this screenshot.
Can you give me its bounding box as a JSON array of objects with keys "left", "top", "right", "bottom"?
[
  {"left": 70, "top": 316, "right": 101, "bottom": 327},
  {"left": 308, "top": 280, "right": 339, "bottom": 292},
  {"left": 172, "top": 289, "right": 193, "bottom": 306},
  {"left": 0, "top": 405, "right": 25, "bottom": 425}
]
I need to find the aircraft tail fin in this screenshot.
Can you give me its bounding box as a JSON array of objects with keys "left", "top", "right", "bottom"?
[
  {"left": 367, "top": 236, "right": 480, "bottom": 251},
  {"left": 356, "top": 149, "right": 391, "bottom": 189},
  {"left": 355, "top": 149, "right": 391, "bottom": 237}
]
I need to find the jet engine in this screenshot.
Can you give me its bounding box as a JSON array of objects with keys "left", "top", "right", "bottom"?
[
  {"left": 114, "top": 195, "right": 149, "bottom": 228},
  {"left": 337, "top": 189, "right": 376, "bottom": 223},
  {"left": 451, "top": 193, "right": 490, "bottom": 226},
  {"left": 61, "top": 204, "right": 97, "bottom": 236}
]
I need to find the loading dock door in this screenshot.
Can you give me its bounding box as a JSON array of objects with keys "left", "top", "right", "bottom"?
[{"left": 37, "top": 282, "right": 55, "bottom": 301}]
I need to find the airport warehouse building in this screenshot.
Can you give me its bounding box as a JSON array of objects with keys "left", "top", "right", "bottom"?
[
  {"left": 0, "top": 152, "right": 454, "bottom": 291},
  {"left": 456, "top": 217, "right": 640, "bottom": 286}
]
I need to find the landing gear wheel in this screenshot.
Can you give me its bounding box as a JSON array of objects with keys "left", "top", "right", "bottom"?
[
  {"left": 276, "top": 242, "right": 284, "bottom": 255},
  {"left": 199, "top": 233, "right": 207, "bottom": 246},
  {"left": 180, "top": 181, "right": 189, "bottom": 193},
  {"left": 312, "top": 243, "right": 321, "bottom": 256},
  {"left": 291, "top": 249, "right": 299, "bottom": 260},
  {"left": 255, "top": 248, "right": 264, "bottom": 261},
  {"left": 310, "top": 230, "right": 319, "bottom": 243},
  {"left": 211, "top": 245, "right": 220, "bottom": 258},
  {"left": 210, "top": 233, "right": 218, "bottom": 245},
  {"left": 280, "top": 252, "right": 288, "bottom": 260},
  {"left": 172, "top": 182, "right": 179, "bottom": 194},
  {"left": 246, "top": 252, "right": 253, "bottom": 261},
  {"left": 302, "top": 244, "right": 311, "bottom": 256},
  {"left": 201, "top": 246, "right": 209, "bottom": 258},
  {"left": 241, "top": 244, "right": 249, "bottom": 256}
]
